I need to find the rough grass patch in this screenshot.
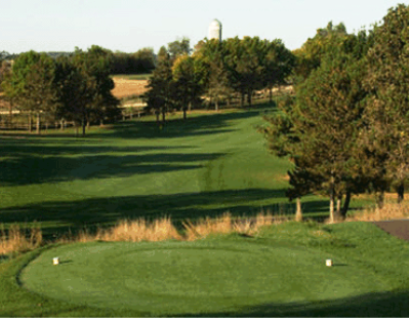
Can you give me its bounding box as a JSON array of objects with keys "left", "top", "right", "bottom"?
[
  {"left": 78, "top": 217, "right": 183, "bottom": 243},
  {"left": 0, "top": 223, "right": 42, "bottom": 257},
  {"left": 183, "top": 213, "right": 233, "bottom": 241},
  {"left": 347, "top": 202, "right": 409, "bottom": 222}
]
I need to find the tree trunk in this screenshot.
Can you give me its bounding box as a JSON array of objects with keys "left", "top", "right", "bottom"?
[
  {"left": 341, "top": 191, "right": 351, "bottom": 218},
  {"left": 162, "top": 108, "right": 166, "bottom": 124},
  {"left": 247, "top": 90, "right": 252, "bottom": 107},
  {"left": 397, "top": 182, "right": 405, "bottom": 204},
  {"left": 329, "top": 192, "right": 335, "bottom": 224},
  {"left": 29, "top": 113, "right": 32, "bottom": 133},
  {"left": 240, "top": 92, "right": 245, "bottom": 108},
  {"left": 155, "top": 111, "right": 160, "bottom": 125},
  {"left": 183, "top": 107, "right": 187, "bottom": 120},
  {"left": 215, "top": 100, "right": 219, "bottom": 112},
  {"left": 295, "top": 197, "right": 303, "bottom": 222},
  {"left": 87, "top": 121, "right": 90, "bottom": 130},
  {"left": 36, "top": 112, "right": 41, "bottom": 135},
  {"left": 269, "top": 87, "right": 273, "bottom": 104},
  {"left": 335, "top": 196, "right": 342, "bottom": 221},
  {"left": 82, "top": 121, "right": 86, "bottom": 137},
  {"left": 60, "top": 120, "right": 64, "bottom": 131},
  {"left": 188, "top": 102, "right": 192, "bottom": 112},
  {"left": 9, "top": 101, "right": 13, "bottom": 124}
]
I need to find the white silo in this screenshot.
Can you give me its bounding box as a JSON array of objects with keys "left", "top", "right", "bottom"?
[{"left": 208, "top": 19, "right": 222, "bottom": 42}]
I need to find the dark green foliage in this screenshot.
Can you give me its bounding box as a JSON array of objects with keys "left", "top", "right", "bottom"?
[
  {"left": 223, "top": 36, "right": 267, "bottom": 107},
  {"left": 2, "top": 47, "right": 120, "bottom": 136},
  {"left": 363, "top": 4, "right": 409, "bottom": 203},
  {"left": 194, "top": 39, "right": 232, "bottom": 110},
  {"left": 1, "top": 51, "right": 58, "bottom": 134},
  {"left": 263, "top": 39, "right": 295, "bottom": 102},
  {"left": 110, "top": 48, "right": 156, "bottom": 74},
  {"left": 144, "top": 48, "right": 173, "bottom": 124},
  {"left": 263, "top": 47, "right": 369, "bottom": 220},
  {"left": 168, "top": 37, "right": 191, "bottom": 63},
  {"left": 172, "top": 55, "right": 204, "bottom": 119}
]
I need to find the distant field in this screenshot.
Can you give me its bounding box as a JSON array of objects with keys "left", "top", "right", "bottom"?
[
  {"left": 112, "top": 73, "right": 152, "bottom": 81},
  {"left": 111, "top": 77, "right": 149, "bottom": 98}
]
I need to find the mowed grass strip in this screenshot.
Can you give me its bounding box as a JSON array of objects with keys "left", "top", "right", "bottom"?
[{"left": 6, "top": 221, "right": 409, "bottom": 317}]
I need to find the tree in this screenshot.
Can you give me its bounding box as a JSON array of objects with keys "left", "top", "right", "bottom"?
[
  {"left": 69, "top": 46, "right": 120, "bottom": 136},
  {"left": 363, "top": 4, "right": 409, "bottom": 204},
  {"left": 2, "top": 51, "right": 58, "bottom": 134},
  {"left": 263, "top": 40, "right": 295, "bottom": 103},
  {"left": 54, "top": 56, "right": 90, "bottom": 135},
  {"left": 144, "top": 47, "right": 173, "bottom": 124},
  {"left": 293, "top": 21, "right": 349, "bottom": 81},
  {"left": 263, "top": 48, "right": 368, "bottom": 222},
  {"left": 172, "top": 55, "right": 204, "bottom": 119},
  {"left": 53, "top": 47, "right": 119, "bottom": 137},
  {"left": 193, "top": 39, "right": 232, "bottom": 111},
  {"left": 223, "top": 37, "right": 267, "bottom": 107},
  {"left": 168, "top": 37, "right": 191, "bottom": 64}
]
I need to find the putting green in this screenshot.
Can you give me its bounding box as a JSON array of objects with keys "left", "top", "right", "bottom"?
[{"left": 21, "top": 240, "right": 388, "bottom": 315}]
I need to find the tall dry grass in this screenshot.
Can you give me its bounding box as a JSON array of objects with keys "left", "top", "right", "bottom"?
[
  {"left": 347, "top": 202, "right": 409, "bottom": 222},
  {"left": 0, "top": 212, "right": 293, "bottom": 256},
  {"left": 77, "top": 217, "right": 182, "bottom": 243},
  {"left": 0, "top": 223, "right": 42, "bottom": 257},
  {"left": 183, "top": 212, "right": 290, "bottom": 241}
]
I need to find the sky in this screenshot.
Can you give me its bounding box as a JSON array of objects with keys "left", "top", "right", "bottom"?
[{"left": 0, "top": 0, "right": 405, "bottom": 54}]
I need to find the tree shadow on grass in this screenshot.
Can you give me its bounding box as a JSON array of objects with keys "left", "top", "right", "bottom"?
[
  {"left": 2, "top": 110, "right": 262, "bottom": 140},
  {"left": 0, "top": 189, "right": 330, "bottom": 238},
  {"left": 101, "top": 110, "right": 263, "bottom": 139},
  {"left": 0, "top": 152, "right": 225, "bottom": 186},
  {"left": 176, "top": 289, "right": 409, "bottom": 317},
  {"left": 0, "top": 138, "right": 193, "bottom": 156}
]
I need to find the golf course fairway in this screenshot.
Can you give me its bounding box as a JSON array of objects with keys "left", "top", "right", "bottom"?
[{"left": 21, "top": 236, "right": 390, "bottom": 316}]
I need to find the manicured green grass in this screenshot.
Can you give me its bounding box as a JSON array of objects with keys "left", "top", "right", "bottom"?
[
  {"left": 1, "top": 106, "right": 365, "bottom": 238},
  {"left": 2, "top": 221, "right": 409, "bottom": 317}
]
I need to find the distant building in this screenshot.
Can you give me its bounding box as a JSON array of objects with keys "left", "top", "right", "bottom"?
[{"left": 208, "top": 19, "right": 222, "bottom": 42}]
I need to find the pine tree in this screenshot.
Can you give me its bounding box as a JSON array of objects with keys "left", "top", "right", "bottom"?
[{"left": 364, "top": 4, "right": 409, "bottom": 203}]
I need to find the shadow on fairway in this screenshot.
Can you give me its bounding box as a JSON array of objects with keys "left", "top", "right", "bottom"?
[
  {"left": 0, "top": 151, "right": 225, "bottom": 186},
  {"left": 0, "top": 109, "right": 264, "bottom": 140},
  {"left": 101, "top": 110, "right": 264, "bottom": 139},
  {"left": 177, "top": 289, "right": 409, "bottom": 317},
  {"left": 0, "top": 188, "right": 330, "bottom": 238}
]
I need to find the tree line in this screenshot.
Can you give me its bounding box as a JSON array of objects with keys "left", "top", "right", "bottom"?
[
  {"left": 0, "top": 47, "right": 156, "bottom": 76},
  {"left": 145, "top": 36, "right": 295, "bottom": 123},
  {"left": 1, "top": 46, "right": 120, "bottom": 136},
  {"left": 262, "top": 4, "right": 409, "bottom": 221}
]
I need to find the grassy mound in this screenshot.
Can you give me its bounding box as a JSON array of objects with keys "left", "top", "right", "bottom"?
[{"left": 12, "top": 222, "right": 409, "bottom": 317}]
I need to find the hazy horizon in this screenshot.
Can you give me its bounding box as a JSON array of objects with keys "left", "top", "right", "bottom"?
[{"left": 1, "top": 0, "right": 404, "bottom": 54}]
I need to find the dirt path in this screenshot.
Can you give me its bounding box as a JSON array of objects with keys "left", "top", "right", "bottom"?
[{"left": 374, "top": 220, "right": 409, "bottom": 241}]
